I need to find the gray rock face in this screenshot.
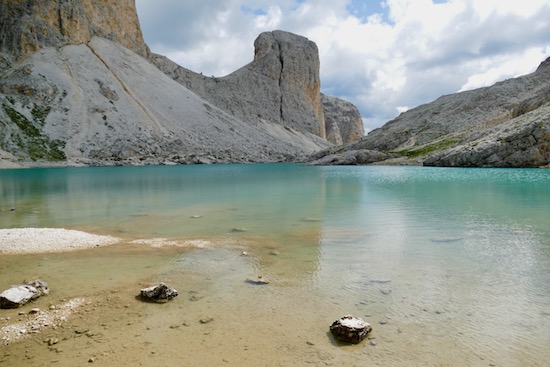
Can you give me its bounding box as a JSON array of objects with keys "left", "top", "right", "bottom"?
[
  {"left": 0, "top": 0, "right": 149, "bottom": 61},
  {"left": 321, "top": 94, "right": 364, "bottom": 145},
  {"left": 307, "top": 149, "right": 395, "bottom": 166},
  {"left": 424, "top": 106, "right": 550, "bottom": 167},
  {"left": 152, "top": 30, "right": 324, "bottom": 138},
  {"left": 0, "top": 2, "right": 367, "bottom": 167},
  {"left": 0, "top": 37, "right": 329, "bottom": 167},
  {"left": 310, "top": 57, "right": 550, "bottom": 168},
  {"left": 151, "top": 31, "right": 364, "bottom": 145}
]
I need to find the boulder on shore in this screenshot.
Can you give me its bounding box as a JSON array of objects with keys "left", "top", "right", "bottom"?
[
  {"left": 0, "top": 279, "right": 49, "bottom": 309},
  {"left": 330, "top": 315, "right": 372, "bottom": 344},
  {"left": 140, "top": 283, "right": 178, "bottom": 302}
]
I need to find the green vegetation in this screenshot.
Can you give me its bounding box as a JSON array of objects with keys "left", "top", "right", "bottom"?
[
  {"left": 2, "top": 103, "right": 66, "bottom": 161},
  {"left": 391, "top": 139, "right": 459, "bottom": 158},
  {"left": 31, "top": 105, "right": 51, "bottom": 126},
  {"left": 3, "top": 104, "right": 40, "bottom": 136}
]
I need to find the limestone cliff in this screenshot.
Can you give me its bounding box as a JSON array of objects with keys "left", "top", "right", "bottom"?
[
  {"left": 151, "top": 31, "right": 363, "bottom": 145},
  {"left": 0, "top": 0, "right": 149, "bottom": 61},
  {"left": 0, "top": 1, "right": 367, "bottom": 167},
  {"left": 308, "top": 57, "right": 550, "bottom": 168},
  {"left": 0, "top": 37, "right": 328, "bottom": 167},
  {"left": 321, "top": 94, "right": 364, "bottom": 145}
]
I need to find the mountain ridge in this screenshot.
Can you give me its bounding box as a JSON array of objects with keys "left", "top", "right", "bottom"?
[
  {"left": 0, "top": 0, "right": 363, "bottom": 168},
  {"left": 307, "top": 57, "right": 550, "bottom": 168}
]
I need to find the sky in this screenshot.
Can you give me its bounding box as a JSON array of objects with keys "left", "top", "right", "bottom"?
[{"left": 135, "top": 0, "right": 550, "bottom": 133}]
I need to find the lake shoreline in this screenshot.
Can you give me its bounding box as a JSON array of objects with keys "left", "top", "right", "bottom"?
[{"left": 0, "top": 228, "right": 120, "bottom": 255}]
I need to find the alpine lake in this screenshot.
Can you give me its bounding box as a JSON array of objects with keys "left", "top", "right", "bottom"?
[{"left": 0, "top": 164, "right": 549, "bottom": 366}]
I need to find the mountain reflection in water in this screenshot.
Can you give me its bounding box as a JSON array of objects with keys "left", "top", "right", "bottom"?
[{"left": 0, "top": 164, "right": 549, "bottom": 366}]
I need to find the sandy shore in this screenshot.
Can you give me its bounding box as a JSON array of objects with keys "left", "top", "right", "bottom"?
[{"left": 0, "top": 228, "right": 120, "bottom": 254}]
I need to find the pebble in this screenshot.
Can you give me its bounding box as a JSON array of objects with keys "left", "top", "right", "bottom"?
[
  {"left": 189, "top": 294, "right": 204, "bottom": 302},
  {"left": 199, "top": 317, "right": 214, "bottom": 324},
  {"left": 29, "top": 308, "right": 40, "bottom": 314},
  {"left": 246, "top": 275, "right": 270, "bottom": 285}
]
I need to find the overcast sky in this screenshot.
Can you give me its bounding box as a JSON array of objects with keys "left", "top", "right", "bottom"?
[{"left": 135, "top": 0, "right": 550, "bottom": 132}]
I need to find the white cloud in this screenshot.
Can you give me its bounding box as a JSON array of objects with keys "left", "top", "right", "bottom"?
[
  {"left": 459, "top": 47, "right": 550, "bottom": 92},
  {"left": 254, "top": 6, "right": 283, "bottom": 29},
  {"left": 135, "top": 0, "right": 550, "bottom": 133}
]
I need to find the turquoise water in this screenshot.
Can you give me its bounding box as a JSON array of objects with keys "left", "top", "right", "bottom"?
[{"left": 1, "top": 164, "right": 549, "bottom": 366}]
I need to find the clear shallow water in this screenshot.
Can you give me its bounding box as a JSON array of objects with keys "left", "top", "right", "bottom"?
[{"left": 0, "top": 164, "right": 549, "bottom": 366}]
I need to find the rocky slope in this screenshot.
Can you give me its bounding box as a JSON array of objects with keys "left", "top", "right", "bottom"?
[
  {"left": 151, "top": 30, "right": 362, "bottom": 145},
  {"left": 308, "top": 57, "right": 550, "bottom": 168},
  {"left": 0, "top": 1, "right": 363, "bottom": 167},
  {"left": 0, "top": 37, "right": 331, "bottom": 166}
]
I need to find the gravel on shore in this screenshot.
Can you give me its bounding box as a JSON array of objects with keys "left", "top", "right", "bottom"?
[
  {"left": 0, "top": 228, "right": 120, "bottom": 254},
  {"left": 1, "top": 298, "right": 86, "bottom": 345}
]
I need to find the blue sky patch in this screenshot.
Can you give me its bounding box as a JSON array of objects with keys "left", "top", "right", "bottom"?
[
  {"left": 346, "top": 0, "right": 387, "bottom": 22},
  {"left": 240, "top": 5, "right": 268, "bottom": 16}
]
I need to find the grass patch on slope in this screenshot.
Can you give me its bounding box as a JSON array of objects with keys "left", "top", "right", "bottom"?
[
  {"left": 391, "top": 139, "right": 459, "bottom": 158},
  {"left": 2, "top": 103, "right": 66, "bottom": 161}
]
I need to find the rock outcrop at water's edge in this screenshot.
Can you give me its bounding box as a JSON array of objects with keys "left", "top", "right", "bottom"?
[
  {"left": 308, "top": 56, "right": 550, "bottom": 168},
  {"left": 0, "top": 1, "right": 366, "bottom": 167}
]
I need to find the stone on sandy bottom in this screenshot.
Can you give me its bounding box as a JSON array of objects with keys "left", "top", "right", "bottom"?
[
  {"left": 0, "top": 279, "right": 49, "bottom": 309},
  {"left": 330, "top": 315, "right": 372, "bottom": 344},
  {"left": 245, "top": 275, "right": 270, "bottom": 285},
  {"left": 140, "top": 283, "right": 178, "bottom": 301}
]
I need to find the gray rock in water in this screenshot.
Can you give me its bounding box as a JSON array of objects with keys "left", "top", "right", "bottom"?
[
  {"left": 330, "top": 315, "right": 372, "bottom": 344},
  {"left": 140, "top": 283, "right": 178, "bottom": 302},
  {"left": 0, "top": 279, "right": 49, "bottom": 309},
  {"left": 246, "top": 275, "right": 270, "bottom": 285}
]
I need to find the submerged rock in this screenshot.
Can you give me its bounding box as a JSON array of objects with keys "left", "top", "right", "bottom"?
[
  {"left": 330, "top": 315, "right": 372, "bottom": 344},
  {"left": 0, "top": 279, "right": 49, "bottom": 309},
  {"left": 140, "top": 283, "right": 178, "bottom": 302},
  {"left": 246, "top": 275, "right": 270, "bottom": 285}
]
